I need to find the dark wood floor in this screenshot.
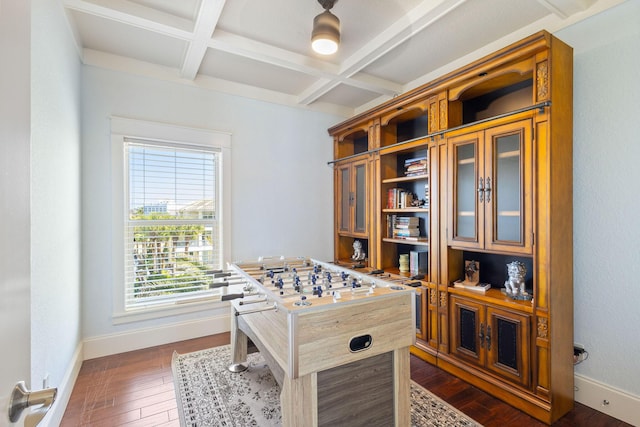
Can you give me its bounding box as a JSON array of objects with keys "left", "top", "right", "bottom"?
[{"left": 61, "top": 333, "right": 630, "bottom": 426}]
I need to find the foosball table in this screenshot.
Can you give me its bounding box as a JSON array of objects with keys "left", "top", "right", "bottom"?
[{"left": 224, "top": 257, "right": 416, "bottom": 427}]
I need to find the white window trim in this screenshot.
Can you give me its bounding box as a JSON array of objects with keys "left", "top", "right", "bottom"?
[{"left": 110, "top": 116, "right": 232, "bottom": 324}]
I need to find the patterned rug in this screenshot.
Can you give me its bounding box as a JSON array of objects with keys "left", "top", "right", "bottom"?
[{"left": 172, "top": 345, "right": 481, "bottom": 426}]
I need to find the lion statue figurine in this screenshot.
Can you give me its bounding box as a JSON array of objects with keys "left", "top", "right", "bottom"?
[
  {"left": 351, "top": 240, "right": 366, "bottom": 261},
  {"left": 504, "top": 261, "right": 526, "bottom": 297}
]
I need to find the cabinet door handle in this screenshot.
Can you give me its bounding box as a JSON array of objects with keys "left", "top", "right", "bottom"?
[
  {"left": 486, "top": 325, "right": 492, "bottom": 350},
  {"left": 485, "top": 177, "right": 492, "bottom": 203},
  {"left": 477, "top": 177, "right": 484, "bottom": 203},
  {"left": 478, "top": 323, "right": 485, "bottom": 348}
]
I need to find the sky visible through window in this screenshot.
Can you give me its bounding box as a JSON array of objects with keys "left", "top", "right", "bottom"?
[{"left": 128, "top": 144, "right": 216, "bottom": 217}]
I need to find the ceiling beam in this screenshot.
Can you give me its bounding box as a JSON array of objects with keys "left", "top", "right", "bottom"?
[
  {"left": 208, "top": 30, "right": 402, "bottom": 98},
  {"left": 180, "top": 0, "right": 226, "bottom": 80},
  {"left": 536, "top": 0, "right": 597, "bottom": 19},
  {"left": 63, "top": 0, "right": 193, "bottom": 40}
]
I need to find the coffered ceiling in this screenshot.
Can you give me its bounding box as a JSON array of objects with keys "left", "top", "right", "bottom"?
[{"left": 63, "top": 0, "right": 625, "bottom": 116}]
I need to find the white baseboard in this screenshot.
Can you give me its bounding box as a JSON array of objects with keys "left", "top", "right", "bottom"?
[
  {"left": 575, "top": 373, "right": 640, "bottom": 426},
  {"left": 37, "top": 341, "right": 84, "bottom": 427},
  {"left": 83, "top": 313, "right": 231, "bottom": 360}
]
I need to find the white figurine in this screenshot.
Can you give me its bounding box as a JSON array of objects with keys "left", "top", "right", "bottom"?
[
  {"left": 504, "top": 261, "right": 527, "bottom": 298},
  {"left": 352, "top": 240, "right": 366, "bottom": 261}
]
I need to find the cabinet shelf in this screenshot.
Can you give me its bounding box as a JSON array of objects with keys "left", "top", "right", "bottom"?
[
  {"left": 382, "top": 174, "right": 428, "bottom": 184},
  {"left": 383, "top": 208, "right": 429, "bottom": 213},
  {"left": 383, "top": 237, "right": 429, "bottom": 246},
  {"left": 448, "top": 286, "right": 534, "bottom": 313}
]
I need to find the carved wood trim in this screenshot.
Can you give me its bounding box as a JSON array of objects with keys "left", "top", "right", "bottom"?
[
  {"left": 537, "top": 317, "right": 548, "bottom": 339},
  {"left": 536, "top": 60, "right": 549, "bottom": 101},
  {"left": 439, "top": 99, "right": 447, "bottom": 130}
]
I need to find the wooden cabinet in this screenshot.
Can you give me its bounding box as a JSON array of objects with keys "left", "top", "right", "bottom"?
[
  {"left": 328, "top": 31, "right": 573, "bottom": 424},
  {"left": 336, "top": 157, "right": 368, "bottom": 237},
  {"left": 447, "top": 117, "right": 533, "bottom": 255},
  {"left": 450, "top": 294, "right": 531, "bottom": 387},
  {"left": 332, "top": 124, "right": 373, "bottom": 265}
]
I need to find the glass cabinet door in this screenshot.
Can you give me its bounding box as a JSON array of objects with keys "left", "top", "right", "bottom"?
[
  {"left": 448, "top": 119, "right": 532, "bottom": 254},
  {"left": 338, "top": 164, "right": 351, "bottom": 234},
  {"left": 336, "top": 158, "right": 368, "bottom": 237},
  {"left": 484, "top": 119, "right": 533, "bottom": 254},
  {"left": 448, "top": 131, "right": 483, "bottom": 249},
  {"left": 353, "top": 161, "right": 367, "bottom": 234}
]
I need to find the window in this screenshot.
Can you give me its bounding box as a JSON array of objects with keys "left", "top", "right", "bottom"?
[
  {"left": 111, "top": 118, "right": 231, "bottom": 320},
  {"left": 125, "top": 139, "right": 220, "bottom": 308}
]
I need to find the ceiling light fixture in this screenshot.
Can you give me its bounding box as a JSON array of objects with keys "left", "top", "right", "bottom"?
[{"left": 311, "top": 0, "right": 340, "bottom": 55}]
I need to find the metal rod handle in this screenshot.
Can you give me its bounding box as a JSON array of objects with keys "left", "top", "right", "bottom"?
[
  {"left": 235, "top": 302, "right": 277, "bottom": 316},
  {"left": 239, "top": 296, "right": 268, "bottom": 305}
]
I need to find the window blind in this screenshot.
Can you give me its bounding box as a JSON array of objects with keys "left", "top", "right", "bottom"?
[{"left": 124, "top": 139, "right": 222, "bottom": 309}]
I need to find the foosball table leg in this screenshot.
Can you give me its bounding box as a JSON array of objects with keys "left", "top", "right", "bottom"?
[{"left": 228, "top": 305, "right": 248, "bottom": 373}]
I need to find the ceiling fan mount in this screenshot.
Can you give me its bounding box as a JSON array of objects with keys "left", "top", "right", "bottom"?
[{"left": 317, "top": 0, "right": 337, "bottom": 11}]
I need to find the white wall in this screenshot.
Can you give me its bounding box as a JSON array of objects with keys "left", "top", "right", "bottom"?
[
  {"left": 30, "top": 0, "right": 83, "bottom": 421},
  {"left": 557, "top": 0, "right": 640, "bottom": 404},
  {"left": 81, "top": 67, "right": 341, "bottom": 340}
]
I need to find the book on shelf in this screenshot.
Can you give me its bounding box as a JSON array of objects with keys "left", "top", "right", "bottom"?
[
  {"left": 404, "top": 156, "right": 427, "bottom": 166},
  {"left": 388, "top": 215, "right": 423, "bottom": 240},
  {"left": 410, "top": 250, "right": 428, "bottom": 275},
  {"left": 394, "top": 224, "right": 417, "bottom": 229},
  {"left": 394, "top": 228, "right": 420, "bottom": 237},
  {"left": 453, "top": 280, "right": 491, "bottom": 293},
  {"left": 387, "top": 188, "right": 414, "bottom": 209},
  {"left": 387, "top": 214, "right": 395, "bottom": 238},
  {"left": 395, "top": 215, "right": 419, "bottom": 223},
  {"left": 404, "top": 155, "right": 427, "bottom": 163},
  {"left": 404, "top": 156, "right": 428, "bottom": 177}
]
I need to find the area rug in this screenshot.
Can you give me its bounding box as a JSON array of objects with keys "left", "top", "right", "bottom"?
[{"left": 172, "top": 345, "right": 481, "bottom": 426}]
